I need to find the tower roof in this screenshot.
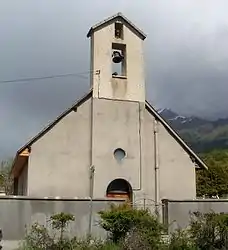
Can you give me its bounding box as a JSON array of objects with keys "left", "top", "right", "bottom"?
[{"left": 87, "top": 12, "right": 146, "bottom": 40}]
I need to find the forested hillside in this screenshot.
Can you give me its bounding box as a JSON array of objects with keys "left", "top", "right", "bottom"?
[
  {"left": 196, "top": 149, "right": 228, "bottom": 197},
  {"left": 158, "top": 108, "right": 228, "bottom": 153}
]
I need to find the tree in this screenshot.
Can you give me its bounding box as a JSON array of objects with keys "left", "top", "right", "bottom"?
[
  {"left": 50, "top": 212, "right": 75, "bottom": 242},
  {"left": 196, "top": 149, "right": 228, "bottom": 197},
  {"left": 0, "top": 158, "right": 13, "bottom": 195}
]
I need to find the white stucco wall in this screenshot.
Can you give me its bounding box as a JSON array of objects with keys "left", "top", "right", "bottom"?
[
  {"left": 140, "top": 109, "right": 156, "bottom": 202},
  {"left": 136, "top": 109, "right": 196, "bottom": 212},
  {"left": 23, "top": 97, "right": 196, "bottom": 202},
  {"left": 27, "top": 99, "right": 91, "bottom": 197},
  {"left": 92, "top": 98, "right": 142, "bottom": 198},
  {"left": 157, "top": 121, "right": 196, "bottom": 200}
]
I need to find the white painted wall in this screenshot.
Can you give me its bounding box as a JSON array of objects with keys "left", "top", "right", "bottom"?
[
  {"left": 21, "top": 97, "right": 196, "bottom": 203},
  {"left": 27, "top": 99, "right": 91, "bottom": 197},
  {"left": 158, "top": 122, "right": 196, "bottom": 200},
  {"left": 91, "top": 98, "right": 141, "bottom": 198}
]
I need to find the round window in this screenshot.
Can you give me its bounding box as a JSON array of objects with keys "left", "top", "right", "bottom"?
[{"left": 114, "top": 148, "right": 126, "bottom": 162}]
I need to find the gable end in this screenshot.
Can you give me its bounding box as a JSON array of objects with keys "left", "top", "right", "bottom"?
[
  {"left": 11, "top": 90, "right": 92, "bottom": 177},
  {"left": 87, "top": 12, "right": 146, "bottom": 40}
]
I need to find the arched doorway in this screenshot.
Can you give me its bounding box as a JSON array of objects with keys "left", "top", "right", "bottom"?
[{"left": 106, "top": 178, "right": 132, "bottom": 202}]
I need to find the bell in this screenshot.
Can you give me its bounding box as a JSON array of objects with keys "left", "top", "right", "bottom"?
[{"left": 112, "top": 51, "right": 123, "bottom": 63}]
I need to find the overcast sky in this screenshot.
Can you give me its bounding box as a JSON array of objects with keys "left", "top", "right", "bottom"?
[{"left": 1, "top": 0, "right": 228, "bottom": 158}]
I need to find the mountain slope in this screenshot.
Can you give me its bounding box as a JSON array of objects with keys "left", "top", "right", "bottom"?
[{"left": 158, "top": 109, "right": 228, "bottom": 153}]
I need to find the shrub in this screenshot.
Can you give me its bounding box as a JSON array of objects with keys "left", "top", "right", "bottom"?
[
  {"left": 20, "top": 212, "right": 76, "bottom": 250},
  {"left": 168, "top": 229, "right": 198, "bottom": 250},
  {"left": 21, "top": 222, "right": 54, "bottom": 250},
  {"left": 20, "top": 208, "right": 228, "bottom": 249},
  {"left": 189, "top": 211, "right": 228, "bottom": 250},
  {"left": 19, "top": 212, "right": 121, "bottom": 250},
  {"left": 72, "top": 238, "right": 120, "bottom": 250},
  {"left": 98, "top": 203, "right": 164, "bottom": 248},
  {"left": 121, "top": 228, "right": 151, "bottom": 250}
]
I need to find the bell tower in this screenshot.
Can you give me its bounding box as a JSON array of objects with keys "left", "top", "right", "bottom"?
[{"left": 87, "top": 13, "right": 147, "bottom": 103}]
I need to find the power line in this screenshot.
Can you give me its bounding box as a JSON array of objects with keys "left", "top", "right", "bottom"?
[{"left": 0, "top": 70, "right": 94, "bottom": 84}]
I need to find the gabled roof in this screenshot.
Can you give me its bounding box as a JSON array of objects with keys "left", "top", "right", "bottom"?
[
  {"left": 11, "top": 91, "right": 207, "bottom": 176},
  {"left": 145, "top": 101, "right": 208, "bottom": 170},
  {"left": 11, "top": 90, "right": 92, "bottom": 176},
  {"left": 17, "top": 90, "right": 92, "bottom": 155},
  {"left": 87, "top": 12, "right": 146, "bottom": 40}
]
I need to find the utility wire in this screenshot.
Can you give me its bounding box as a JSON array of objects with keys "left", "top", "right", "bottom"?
[{"left": 0, "top": 70, "right": 94, "bottom": 84}]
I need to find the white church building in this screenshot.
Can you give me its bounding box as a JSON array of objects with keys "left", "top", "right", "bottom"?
[{"left": 11, "top": 13, "right": 207, "bottom": 209}]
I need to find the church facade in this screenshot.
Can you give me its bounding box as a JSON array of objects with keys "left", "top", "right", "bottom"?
[{"left": 11, "top": 13, "right": 207, "bottom": 209}]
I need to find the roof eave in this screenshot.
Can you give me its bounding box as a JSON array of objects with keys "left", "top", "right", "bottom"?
[
  {"left": 11, "top": 152, "right": 29, "bottom": 178},
  {"left": 16, "top": 90, "right": 92, "bottom": 156},
  {"left": 87, "top": 28, "right": 93, "bottom": 38},
  {"left": 145, "top": 101, "right": 208, "bottom": 170},
  {"left": 87, "top": 12, "right": 146, "bottom": 40},
  {"left": 11, "top": 90, "right": 93, "bottom": 178}
]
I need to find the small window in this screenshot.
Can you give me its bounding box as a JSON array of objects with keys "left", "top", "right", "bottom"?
[
  {"left": 114, "top": 148, "right": 126, "bottom": 162},
  {"left": 115, "top": 22, "right": 123, "bottom": 39}
]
